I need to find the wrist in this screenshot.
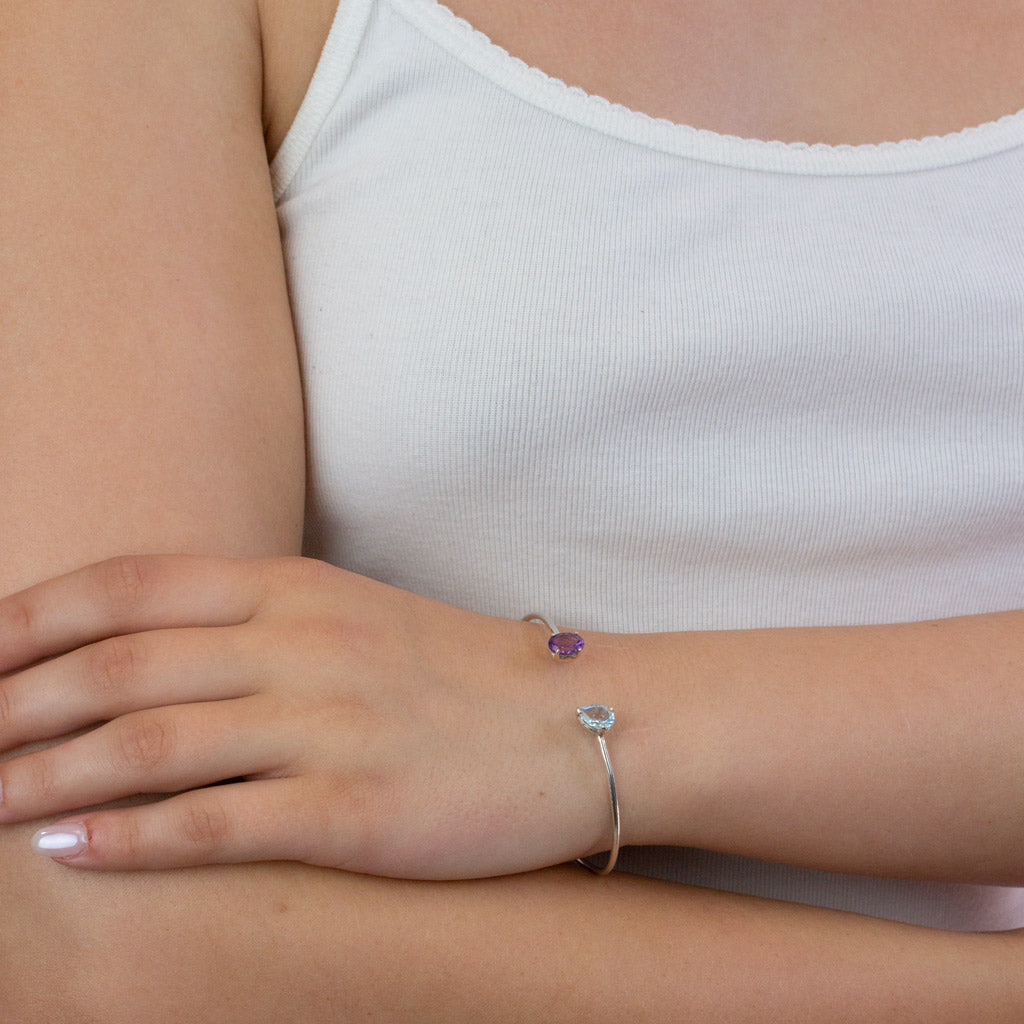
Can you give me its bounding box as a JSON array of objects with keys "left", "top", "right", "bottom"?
[{"left": 554, "top": 627, "right": 698, "bottom": 852}]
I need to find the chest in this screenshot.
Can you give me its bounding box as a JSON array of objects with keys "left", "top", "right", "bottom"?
[
  {"left": 276, "top": 89, "right": 1024, "bottom": 613},
  {"left": 268, "top": 0, "right": 1024, "bottom": 625},
  {"left": 260, "top": 0, "right": 1024, "bottom": 157}
]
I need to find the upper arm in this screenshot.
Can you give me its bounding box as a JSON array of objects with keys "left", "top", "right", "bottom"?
[
  {"left": 0, "top": 0, "right": 305, "bottom": 598},
  {"left": 0, "top": 5, "right": 308, "bottom": 1006}
]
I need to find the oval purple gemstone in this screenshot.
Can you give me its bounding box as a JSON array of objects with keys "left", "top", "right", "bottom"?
[{"left": 549, "top": 631, "right": 584, "bottom": 659}]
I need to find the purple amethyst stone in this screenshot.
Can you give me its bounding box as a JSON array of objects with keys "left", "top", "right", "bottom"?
[{"left": 548, "top": 631, "right": 584, "bottom": 659}]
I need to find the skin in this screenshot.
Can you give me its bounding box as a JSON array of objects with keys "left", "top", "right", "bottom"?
[
  {"left": 261, "top": 0, "right": 1024, "bottom": 154},
  {"left": 3, "top": 562, "right": 1024, "bottom": 886},
  {"left": 1, "top": 0, "right": 1023, "bottom": 1020}
]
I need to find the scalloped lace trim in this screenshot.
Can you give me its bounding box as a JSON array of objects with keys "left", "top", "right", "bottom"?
[{"left": 392, "top": 0, "right": 1024, "bottom": 172}]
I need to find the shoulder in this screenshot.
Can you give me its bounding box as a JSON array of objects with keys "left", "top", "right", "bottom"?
[
  {"left": 2, "top": 0, "right": 265, "bottom": 139},
  {"left": 0, "top": 0, "right": 306, "bottom": 592}
]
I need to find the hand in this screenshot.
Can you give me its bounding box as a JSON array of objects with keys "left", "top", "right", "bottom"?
[{"left": 0, "top": 555, "right": 617, "bottom": 877}]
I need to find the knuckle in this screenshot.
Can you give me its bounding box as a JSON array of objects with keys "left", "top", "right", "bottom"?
[
  {"left": 99, "top": 555, "right": 150, "bottom": 614},
  {"left": 249, "top": 556, "right": 303, "bottom": 613},
  {"left": 275, "top": 555, "right": 331, "bottom": 589},
  {"left": 118, "top": 813, "right": 144, "bottom": 860},
  {"left": 180, "top": 802, "right": 231, "bottom": 849},
  {"left": 31, "top": 754, "right": 60, "bottom": 805},
  {"left": 299, "top": 781, "right": 338, "bottom": 852},
  {"left": 0, "top": 683, "right": 16, "bottom": 734},
  {"left": 115, "top": 716, "right": 173, "bottom": 772},
  {"left": 278, "top": 554, "right": 317, "bottom": 576},
  {"left": 0, "top": 594, "right": 36, "bottom": 642},
  {"left": 318, "top": 777, "right": 376, "bottom": 869},
  {"left": 87, "top": 636, "right": 141, "bottom": 698}
]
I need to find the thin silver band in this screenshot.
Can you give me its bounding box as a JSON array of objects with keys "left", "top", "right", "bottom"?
[
  {"left": 577, "top": 729, "right": 620, "bottom": 875},
  {"left": 522, "top": 613, "right": 558, "bottom": 635},
  {"left": 523, "top": 613, "right": 620, "bottom": 875}
]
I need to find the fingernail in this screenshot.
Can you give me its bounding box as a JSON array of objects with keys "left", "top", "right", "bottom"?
[{"left": 32, "top": 823, "right": 89, "bottom": 858}]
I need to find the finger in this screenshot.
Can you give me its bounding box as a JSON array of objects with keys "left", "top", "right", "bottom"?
[
  {"left": 0, "top": 554, "right": 266, "bottom": 673},
  {"left": 30, "top": 779, "right": 317, "bottom": 870},
  {"left": 0, "top": 698, "right": 289, "bottom": 823},
  {"left": 0, "top": 624, "right": 258, "bottom": 751}
]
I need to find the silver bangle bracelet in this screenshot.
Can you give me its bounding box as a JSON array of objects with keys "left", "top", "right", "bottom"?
[
  {"left": 574, "top": 703, "right": 620, "bottom": 875},
  {"left": 523, "top": 614, "right": 620, "bottom": 875}
]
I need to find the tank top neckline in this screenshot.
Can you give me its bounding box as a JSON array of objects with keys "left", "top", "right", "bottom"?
[{"left": 272, "top": 0, "right": 1024, "bottom": 192}]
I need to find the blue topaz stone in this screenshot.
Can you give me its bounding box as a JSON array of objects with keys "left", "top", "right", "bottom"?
[{"left": 577, "top": 704, "right": 614, "bottom": 734}]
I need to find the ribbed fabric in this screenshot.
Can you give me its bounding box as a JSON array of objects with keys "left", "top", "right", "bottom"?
[{"left": 272, "top": 0, "right": 1024, "bottom": 930}]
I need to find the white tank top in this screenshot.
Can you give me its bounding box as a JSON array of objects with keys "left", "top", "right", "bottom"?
[{"left": 271, "top": 0, "right": 1024, "bottom": 929}]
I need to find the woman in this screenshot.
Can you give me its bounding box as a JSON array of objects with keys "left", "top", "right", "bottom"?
[{"left": 1, "top": 0, "right": 1022, "bottom": 1019}]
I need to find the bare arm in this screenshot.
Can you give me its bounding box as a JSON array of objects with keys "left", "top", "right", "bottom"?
[
  {"left": 0, "top": 0, "right": 304, "bottom": 579},
  {"left": 0, "top": 853, "right": 1017, "bottom": 1024},
  {"left": 0, "top": 2, "right": 1020, "bottom": 1022},
  {"left": 594, "top": 612, "right": 1024, "bottom": 884}
]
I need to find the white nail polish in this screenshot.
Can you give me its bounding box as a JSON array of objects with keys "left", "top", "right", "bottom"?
[{"left": 32, "top": 824, "right": 88, "bottom": 858}]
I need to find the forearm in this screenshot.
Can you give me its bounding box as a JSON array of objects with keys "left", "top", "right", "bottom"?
[
  {"left": 2, "top": 832, "right": 1019, "bottom": 1024},
  {"left": 599, "top": 610, "right": 1024, "bottom": 883}
]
